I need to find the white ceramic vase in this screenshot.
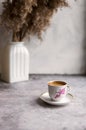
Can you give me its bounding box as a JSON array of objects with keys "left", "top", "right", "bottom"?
[{"left": 1, "top": 42, "right": 29, "bottom": 83}]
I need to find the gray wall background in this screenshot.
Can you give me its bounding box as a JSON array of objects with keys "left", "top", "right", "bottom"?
[{"left": 0, "top": 0, "right": 86, "bottom": 74}]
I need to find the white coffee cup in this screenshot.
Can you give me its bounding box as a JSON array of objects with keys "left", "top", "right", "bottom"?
[{"left": 48, "top": 80, "right": 70, "bottom": 101}]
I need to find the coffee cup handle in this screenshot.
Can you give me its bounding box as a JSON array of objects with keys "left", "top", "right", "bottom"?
[{"left": 67, "top": 86, "right": 71, "bottom": 91}]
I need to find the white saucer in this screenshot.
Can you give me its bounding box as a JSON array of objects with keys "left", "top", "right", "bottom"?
[{"left": 40, "top": 92, "right": 73, "bottom": 106}]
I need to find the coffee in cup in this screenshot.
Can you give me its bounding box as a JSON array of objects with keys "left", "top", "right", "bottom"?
[{"left": 48, "top": 81, "right": 70, "bottom": 101}]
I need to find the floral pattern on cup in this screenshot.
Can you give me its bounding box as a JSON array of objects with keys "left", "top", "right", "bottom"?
[{"left": 54, "top": 88, "right": 65, "bottom": 99}]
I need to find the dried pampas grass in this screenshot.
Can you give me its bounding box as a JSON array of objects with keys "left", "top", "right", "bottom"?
[{"left": 0, "top": 0, "right": 69, "bottom": 42}]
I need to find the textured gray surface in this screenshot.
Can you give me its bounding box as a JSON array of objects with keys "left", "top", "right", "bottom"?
[{"left": 0, "top": 74, "right": 86, "bottom": 130}]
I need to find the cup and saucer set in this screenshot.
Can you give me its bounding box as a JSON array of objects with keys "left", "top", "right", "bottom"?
[{"left": 40, "top": 81, "right": 73, "bottom": 106}]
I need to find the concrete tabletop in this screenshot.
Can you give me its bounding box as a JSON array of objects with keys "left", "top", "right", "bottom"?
[{"left": 0, "top": 75, "right": 86, "bottom": 130}]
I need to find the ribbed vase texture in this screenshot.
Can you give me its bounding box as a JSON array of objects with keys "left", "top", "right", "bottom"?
[{"left": 1, "top": 42, "right": 29, "bottom": 83}]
